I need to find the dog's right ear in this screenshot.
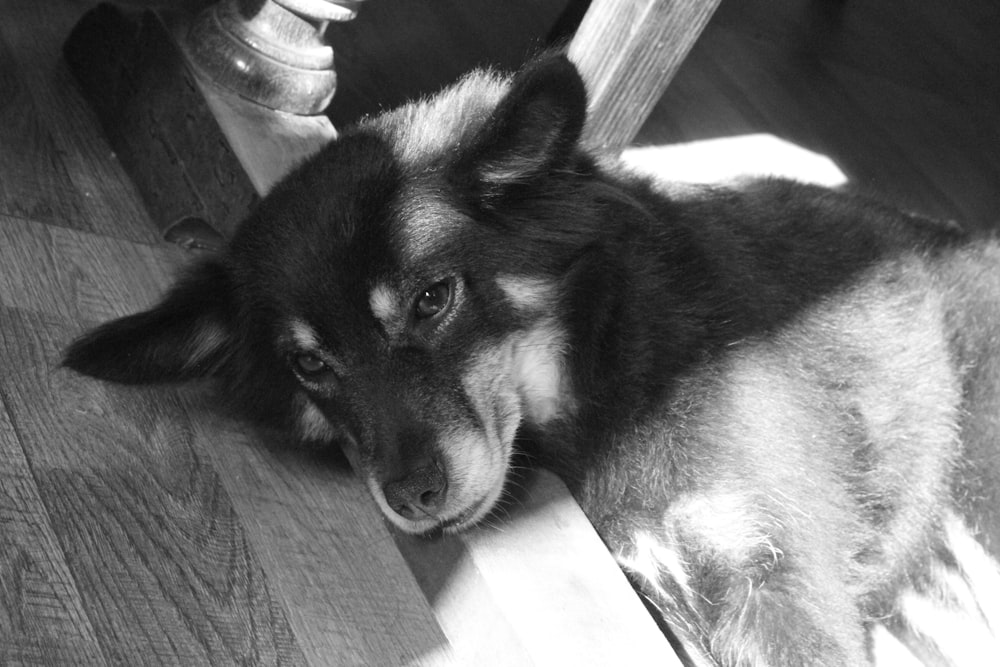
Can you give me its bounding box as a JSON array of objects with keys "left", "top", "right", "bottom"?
[
  {"left": 463, "top": 53, "right": 588, "bottom": 191},
  {"left": 62, "top": 259, "right": 236, "bottom": 385}
]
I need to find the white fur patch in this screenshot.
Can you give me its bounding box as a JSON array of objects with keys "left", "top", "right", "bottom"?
[
  {"left": 510, "top": 319, "right": 573, "bottom": 425},
  {"left": 462, "top": 345, "right": 523, "bottom": 450},
  {"left": 898, "top": 587, "right": 999, "bottom": 665},
  {"left": 892, "top": 514, "right": 1000, "bottom": 664},
  {"left": 182, "top": 320, "right": 228, "bottom": 371},
  {"left": 368, "top": 283, "right": 399, "bottom": 325},
  {"left": 945, "top": 513, "right": 1000, "bottom": 636},
  {"left": 395, "top": 190, "right": 467, "bottom": 263},
  {"left": 670, "top": 492, "right": 782, "bottom": 567},
  {"left": 295, "top": 396, "right": 337, "bottom": 441},
  {"left": 617, "top": 529, "right": 693, "bottom": 604},
  {"left": 496, "top": 275, "right": 559, "bottom": 314},
  {"left": 368, "top": 423, "right": 509, "bottom": 535},
  {"left": 288, "top": 319, "right": 320, "bottom": 351},
  {"left": 438, "top": 423, "right": 510, "bottom": 532},
  {"left": 870, "top": 624, "right": 922, "bottom": 667},
  {"left": 370, "top": 69, "right": 507, "bottom": 169}
]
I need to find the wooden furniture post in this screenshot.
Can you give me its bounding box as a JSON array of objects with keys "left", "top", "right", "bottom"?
[
  {"left": 569, "top": 0, "right": 722, "bottom": 153},
  {"left": 62, "top": 1, "right": 356, "bottom": 245},
  {"left": 184, "top": 0, "right": 365, "bottom": 115}
]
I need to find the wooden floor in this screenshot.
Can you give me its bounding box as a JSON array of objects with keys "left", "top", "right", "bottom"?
[
  {"left": 641, "top": 0, "right": 1000, "bottom": 232},
  {"left": 1, "top": 0, "right": 998, "bottom": 664}
]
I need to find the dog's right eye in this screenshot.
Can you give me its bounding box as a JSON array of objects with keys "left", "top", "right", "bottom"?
[
  {"left": 414, "top": 280, "right": 453, "bottom": 320},
  {"left": 294, "top": 353, "right": 329, "bottom": 377}
]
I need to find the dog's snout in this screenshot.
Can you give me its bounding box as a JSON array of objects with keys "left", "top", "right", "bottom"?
[{"left": 383, "top": 462, "right": 448, "bottom": 520}]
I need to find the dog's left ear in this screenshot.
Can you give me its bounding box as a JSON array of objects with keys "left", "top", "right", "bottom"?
[
  {"left": 465, "top": 53, "right": 588, "bottom": 189},
  {"left": 62, "top": 259, "right": 236, "bottom": 385}
]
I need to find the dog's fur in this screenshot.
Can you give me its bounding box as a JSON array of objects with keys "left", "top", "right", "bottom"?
[{"left": 64, "top": 55, "right": 1000, "bottom": 665}]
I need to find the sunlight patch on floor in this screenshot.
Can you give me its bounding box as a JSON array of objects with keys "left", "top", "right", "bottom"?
[{"left": 622, "top": 134, "right": 848, "bottom": 188}]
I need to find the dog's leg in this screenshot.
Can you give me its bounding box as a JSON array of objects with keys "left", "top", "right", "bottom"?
[
  {"left": 697, "top": 559, "right": 868, "bottom": 667},
  {"left": 620, "top": 497, "right": 870, "bottom": 667}
]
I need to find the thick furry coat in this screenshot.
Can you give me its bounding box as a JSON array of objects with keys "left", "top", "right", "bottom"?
[{"left": 65, "top": 55, "right": 1000, "bottom": 665}]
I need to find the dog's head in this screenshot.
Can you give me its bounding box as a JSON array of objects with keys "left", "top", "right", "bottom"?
[{"left": 64, "top": 55, "right": 606, "bottom": 534}]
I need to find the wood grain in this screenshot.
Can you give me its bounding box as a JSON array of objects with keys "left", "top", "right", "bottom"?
[
  {"left": 0, "top": 0, "right": 161, "bottom": 244},
  {"left": 181, "top": 408, "right": 456, "bottom": 666},
  {"left": 697, "top": 26, "right": 961, "bottom": 219},
  {"left": 638, "top": 0, "right": 1000, "bottom": 232},
  {"left": 568, "top": 0, "right": 722, "bottom": 152},
  {"left": 0, "top": 215, "right": 185, "bottom": 323},
  {"left": 0, "top": 310, "right": 308, "bottom": 665},
  {"left": 0, "top": 33, "right": 86, "bottom": 230},
  {"left": 460, "top": 469, "right": 676, "bottom": 665},
  {"left": 0, "top": 402, "right": 106, "bottom": 666},
  {"left": 193, "top": 81, "right": 337, "bottom": 197}
]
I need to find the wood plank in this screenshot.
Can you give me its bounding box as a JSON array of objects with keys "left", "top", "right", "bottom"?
[
  {"left": 394, "top": 535, "right": 534, "bottom": 666},
  {"left": 0, "top": 214, "right": 186, "bottom": 323},
  {"left": 687, "top": 26, "right": 962, "bottom": 221},
  {"left": 0, "top": 398, "right": 107, "bottom": 666},
  {"left": 0, "top": 0, "right": 160, "bottom": 244},
  {"left": 0, "top": 308, "right": 309, "bottom": 665},
  {"left": 0, "top": 32, "right": 86, "bottom": 229},
  {"left": 717, "top": 0, "right": 1000, "bottom": 115},
  {"left": 394, "top": 471, "right": 677, "bottom": 665},
  {"left": 826, "top": 62, "right": 1000, "bottom": 232},
  {"left": 634, "top": 41, "right": 770, "bottom": 145},
  {"left": 459, "top": 469, "right": 677, "bottom": 665},
  {"left": 568, "top": 0, "right": 722, "bottom": 152},
  {"left": 60, "top": 5, "right": 260, "bottom": 243},
  {"left": 182, "top": 410, "right": 457, "bottom": 666},
  {"left": 647, "top": 0, "right": 999, "bottom": 231}
]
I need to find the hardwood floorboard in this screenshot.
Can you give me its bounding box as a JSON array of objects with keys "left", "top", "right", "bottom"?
[
  {"left": 0, "top": 35, "right": 88, "bottom": 230},
  {"left": 640, "top": 0, "right": 1000, "bottom": 232},
  {"left": 0, "top": 309, "right": 308, "bottom": 665},
  {"left": 828, "top": 63, "right": 1000, "bottom": 227},
  {"left": 0, "top": 0, "right": 160, "bottom": 244},
  {"left": 0, "top": 214, "right": 184, "bottom": 323},
  {"left": 0, "top": 399, "right": 106, "bottom": 666},
  {"left": 181, "top": 408, "right": 457, "bottom": 666}
]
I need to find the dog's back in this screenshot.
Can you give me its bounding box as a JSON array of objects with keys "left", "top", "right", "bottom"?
[{"left": 513, "top": 170, "right": 1000, "bottom": 664}]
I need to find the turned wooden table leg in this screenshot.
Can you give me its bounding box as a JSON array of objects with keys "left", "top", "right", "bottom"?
[
  {"left": 63, "top": 1, "right": 362, "bottom": 245},
  {"left": 184, "top": 0, "right": 365, "bottom": 115}
]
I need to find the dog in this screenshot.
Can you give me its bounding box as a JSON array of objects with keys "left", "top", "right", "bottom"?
[{"left": 64, "top": 54, "right": 1000, "bottom": 665}]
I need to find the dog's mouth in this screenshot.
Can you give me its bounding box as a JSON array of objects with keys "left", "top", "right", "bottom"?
[
  {"left": 437, "top": 495, "right": 492, "bottom": 533},
  {"left": 392, "top": 480, "right": 503, "bottom": 536},
  {"left": 369, "top": 456, "right": 510, "bottom": 537},
  {"left": 360, "top": 391, "right": 522, "bottom": 536}
]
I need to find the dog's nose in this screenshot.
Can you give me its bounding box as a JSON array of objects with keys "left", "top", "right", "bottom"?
[{"left": 383, "top": 462, "right": 448, "bottom": 520}]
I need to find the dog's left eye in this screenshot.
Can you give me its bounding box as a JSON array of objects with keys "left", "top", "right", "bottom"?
[{"left": 415, "top": 280, "right": 452, "bottom": 320}]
